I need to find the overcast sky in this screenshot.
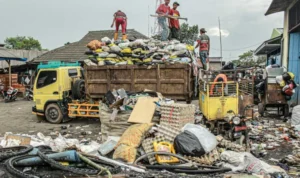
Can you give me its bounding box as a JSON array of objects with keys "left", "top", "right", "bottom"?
[{"left": 0, "top": 0, "right": 283, "bottom": 60}]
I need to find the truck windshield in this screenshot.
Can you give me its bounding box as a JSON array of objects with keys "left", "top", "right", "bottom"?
[{"left": 37, "top": 71, "right": 57, "bottom": 89}]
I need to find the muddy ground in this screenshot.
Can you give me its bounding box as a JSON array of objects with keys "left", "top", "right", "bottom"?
[{"left": 0, "top": 99, "right": 101, "bottom": 140}]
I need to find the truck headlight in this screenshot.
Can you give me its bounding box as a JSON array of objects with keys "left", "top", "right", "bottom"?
[{"left": 233, "top": 117, "right": 241, "bottom": 125}]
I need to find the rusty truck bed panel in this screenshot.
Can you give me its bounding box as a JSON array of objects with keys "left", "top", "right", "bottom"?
[{"left": 84, "top": 64, "right": 194, "bottom": 101}]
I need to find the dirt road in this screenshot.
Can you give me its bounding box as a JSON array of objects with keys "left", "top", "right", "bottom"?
[{"left": 0, "top": 99, "right": 101, "bottom": 140}]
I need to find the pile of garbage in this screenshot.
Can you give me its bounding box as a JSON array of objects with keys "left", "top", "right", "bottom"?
[
  {"left": 84, "top": 37, "right": 196, "bottom": 66},
  {"left": 247, "top": 109, "right": 300, "bottom": 176}
]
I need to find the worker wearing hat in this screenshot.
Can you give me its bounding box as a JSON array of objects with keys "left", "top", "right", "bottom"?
[
  {"left": 195, "top": 28, "right": 210, "bottom": 70},
  {"left": 111, "top": 10, "right": 127, "bottom": 41}
]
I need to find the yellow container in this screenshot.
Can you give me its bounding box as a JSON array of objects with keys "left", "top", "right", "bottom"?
[{"left": 153, "top": 142, "right": 179, "bottom": 164}]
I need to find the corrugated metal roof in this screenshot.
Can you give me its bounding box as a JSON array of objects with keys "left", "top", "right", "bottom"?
[
  {"left": 33, "top": 29, "right": 148, "bottom": 62},
  {"left": 265, "top": 0, "right": 294, "bottom": 15},
  {"left": 0, "top": 49, "right": 46, "bottom": 68}
]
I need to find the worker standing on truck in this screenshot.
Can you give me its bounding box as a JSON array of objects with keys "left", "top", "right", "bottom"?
[
  {"left": 156, "top": 0, "right": 171, "bottom": 41},
  {"left": 111, "top": 10, "right": 127, "bottom": 41},
  {"left": 195, "top": 28, "right": 210, "bottom": 70},
  {"left": 169, "top": 2, "right": 181, "bottom": 40}
]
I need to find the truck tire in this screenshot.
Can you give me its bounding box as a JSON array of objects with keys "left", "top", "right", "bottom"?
[
  {"left": 45, "top": 104, "right": 63, "bottom": 124},
  {"left": 72, "top": 79, "right": 85, "bottom": 100}
]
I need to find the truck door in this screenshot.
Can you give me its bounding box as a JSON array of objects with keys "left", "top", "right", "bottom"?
[{"left": 34, "top": 70, "right": 61, "bottom": 111}]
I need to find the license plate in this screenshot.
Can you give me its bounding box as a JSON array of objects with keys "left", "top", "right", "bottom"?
[{"left": 235, "top": 126, "right": 247, "bottom": 132}]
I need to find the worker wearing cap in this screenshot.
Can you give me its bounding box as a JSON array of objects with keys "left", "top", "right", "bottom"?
[
  {"left": 195, "top": 28, "right": 210, "bottom": 70},
  {"left": 111, "top": 10, "right": 127, "bottom": 41},
  {"left": 156, "top": 0, "right": 171, "bottom": 41},
  {"left": 169, "top": 2, "right": 181, "bottom": 40}
]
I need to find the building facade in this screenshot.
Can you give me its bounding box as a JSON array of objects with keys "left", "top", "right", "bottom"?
[{"left": 266, "top": 0, "right": 300, "bottom": 105}]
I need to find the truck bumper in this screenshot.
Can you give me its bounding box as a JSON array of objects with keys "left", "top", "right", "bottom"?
[{"left": 32, "top": 106, "right": 44, "bottom": 116}]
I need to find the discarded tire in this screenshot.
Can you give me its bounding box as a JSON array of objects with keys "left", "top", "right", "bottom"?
[
  {"left": 37, "top": 151, "right": 99, "bottom": 175},
  {"left": 72, "top": 79, "right": 85, "bottom": 100},
  {"left": 0, "top": 146, "right": 33, "bottom": 161},
  {"left": 6, "top": 155, "right": 39, "bottom": 178}
]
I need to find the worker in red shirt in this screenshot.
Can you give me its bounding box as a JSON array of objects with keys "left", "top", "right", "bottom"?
[
  {"left": 195, "top": 28, "right": 210, "bottom": 70},
  {"left": 111, "top": 10, "right": 127, "bottom": 41},
  {"left": 169, "top": 2, "right": 180, "bottom": 40},
  {"left": 156, "top": 0, "right": 171, "bottom": 41}
]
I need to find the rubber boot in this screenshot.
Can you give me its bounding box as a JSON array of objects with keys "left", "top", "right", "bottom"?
[
  {"left": 114, "top": 33, "right": 118, "bottom": 41},
  {"left": 122, "top": 34, "right": 127, "bottom": 40}
]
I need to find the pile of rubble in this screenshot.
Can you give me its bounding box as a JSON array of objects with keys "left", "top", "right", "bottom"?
[
  {"left": 84, "top": 37, "right": 196, "bottom": 66},
  {"left": 0, "top": 89, "right": 295, "bottom": 177}
]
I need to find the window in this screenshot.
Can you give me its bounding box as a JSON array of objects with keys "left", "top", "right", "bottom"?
[
  {"left": 68, "top": 69, "right": 78, "bottom": 77},
  {"left": 37, "top": 71, "right": 57, "bottom": 89}
]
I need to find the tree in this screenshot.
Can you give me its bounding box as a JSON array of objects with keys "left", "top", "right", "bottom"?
[
  {"left": 232, "top": 50, "right": 267, "bottom": 67},
  {"left": 152, "top": 23, "right": 198, "bottom": 45},
  {"left": 5, "top": 36, "right": 42, "bottom": 50},
  {"left": 178, "top": 23, "right": 199, "bottom": 45}
]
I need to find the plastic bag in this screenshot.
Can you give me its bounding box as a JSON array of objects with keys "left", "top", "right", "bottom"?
[
  {"left": 118, "top": 42, "right": 130, "bottom": 49},
  {"left": 87, "top": 40, "right": 101, "bottom": 50},
  {"left": 98, "top": 52, "right": 109, "bottom": 58},
  {"left": 174, "top": 44, "right": 187, "bottom": 51},
  {"left": 182, "top": 124, "right": 217, "bottom": 153},
  {"left": 174, "top": 130, "right": 205, "bottom": 157},
  {"left": 292, "top": 105, "right": 300, "bottom": 126},
  {"left": 101, "top": 37, "right": 111, "bottom": 43},
  {"left": 110, "top": 46, "right": 121, "bottom": 52},
  {"left": 220, "top": 151, "right": 286, "bottom": 175}
]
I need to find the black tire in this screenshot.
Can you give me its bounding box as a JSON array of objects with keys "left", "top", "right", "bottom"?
[
  {"left": 37, "top": 151, "right": 98, "bottom": 175},
  {"left": 258, "top": 103, "right": 264, "bottom": 116},
  {"left": 45, "top": 103, "right": 63, "bottom": 124},
  {"left": 72, "top": 79, "right": 85, "bottom": 100},
  {"left": 0, "top": 146, "right": 33, "bottom": 161},
  {"left": 5, "top": 155, "right": 39, "bottom": 178}
]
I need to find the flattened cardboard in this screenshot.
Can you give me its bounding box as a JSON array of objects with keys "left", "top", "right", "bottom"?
[
  {"left": 6, "top": 134, "right": 31, "bottom": 146},
  {"left": 127, "top": 97, "right": 159, "bottom": 124}
]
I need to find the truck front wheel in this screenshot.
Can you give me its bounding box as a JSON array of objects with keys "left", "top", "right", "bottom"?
[{"left": 45, "top": 104, "right": 63, "bottom": 124}]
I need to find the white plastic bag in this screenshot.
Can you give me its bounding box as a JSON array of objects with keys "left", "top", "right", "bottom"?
[
  {"left": 220, "top": 151, "right": 286, "bottom": 175},
  {"left": 101, "top": 37, "right": 111, "bottom": 43},
  {"left": 110, "top": 46, "right": 121, "bottom": 52},
  {"left": 98, "top": 52, "right": 109, "bottom": 58},
  {"left": 182, "top": 124, "right": 217, "bottom": 153},
  {"left": 292, "top": 105, "right": 300, "bottom": 126},
  {"left": 174, "top": 44, "right": 187, "bottom": 51},
  {"left": 118, "top": 42, "right": 130, "bottom": 49}
]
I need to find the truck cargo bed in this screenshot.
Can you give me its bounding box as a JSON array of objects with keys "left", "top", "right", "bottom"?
[{"left": 84, "top": 64, "right": 194, "bottom": 101}]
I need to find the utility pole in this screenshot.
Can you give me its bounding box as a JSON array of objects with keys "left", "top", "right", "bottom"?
[
  {"left": 148, "top": 5, "right": 150, "bottom": 37},
  {"left": 218, "top": 17, "right": 223, "bottom": 61}
]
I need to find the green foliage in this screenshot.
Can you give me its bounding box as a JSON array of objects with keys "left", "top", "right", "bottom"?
[
  {"left": 232, "top": 50, "right": 267, "bottom": 67},
  {"left": 151, "top": 23, "right": 198, "bottom": 45},
  {"left": 178, "top": 23, "right": 199, "bottom": 45},
  {"left": 5, "top": 36, "right": 42, "bottom": 50}
]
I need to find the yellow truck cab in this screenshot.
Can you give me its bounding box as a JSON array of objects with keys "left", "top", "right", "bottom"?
[{"left": 32, "top": 61, "right": 85, "bottom": 124}]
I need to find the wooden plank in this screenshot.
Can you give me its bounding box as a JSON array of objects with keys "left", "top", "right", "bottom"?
[
  {"left": 157, "top": 65, "right": 161, "bottom": 92},
  {"left": 127, "top": 97, "right": 159, "bottom": 124}
]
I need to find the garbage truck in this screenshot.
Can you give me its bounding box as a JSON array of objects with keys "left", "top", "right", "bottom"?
[
  {"left": 32, "top": 61, "right": 194, "bottom": 124},
  {"left": 32, "top": 61, "right": 99, "bottom": 124}
]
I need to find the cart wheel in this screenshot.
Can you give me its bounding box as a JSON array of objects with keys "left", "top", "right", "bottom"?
[
  {"left": 45, "top": 104, "right": 63, "bottom": 124},
  {"left": 258, "top": 103, "right": 264, "bottom": 116}
]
